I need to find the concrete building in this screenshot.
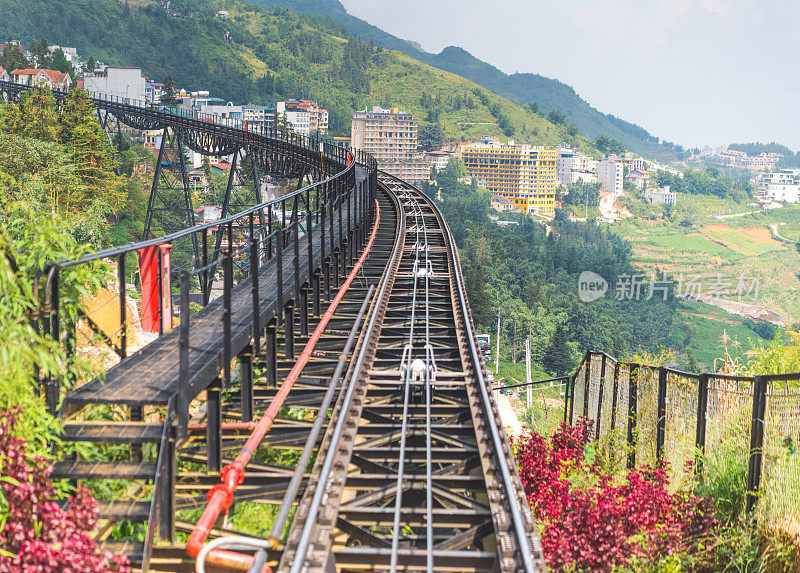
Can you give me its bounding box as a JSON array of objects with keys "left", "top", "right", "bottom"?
[
  {"left": 426, "top": 150, "right": 452, "bottom": 170},
  {"left": 277, "top": 100, "right": 328, "bottom": 135},
  {"left": 626, "top": 169, "right": 649, "bottom": 191},
  {"left": 491, "top": 194, "right": 514, "bottom": 212},
  {"left": 597, "top": 159, "right": 624, "bottom": 196},
  {"left": 144, "top": 79, "right": 164, "bottom": 103},
  {"left": 10, "top": 68, "right": 72, "bottom": 91},
  {"left": 379, "top": 159, "right": 431, "bottom": 184},
  {"left": 351, "top": 106, "right": 418, "bottom": 161},
  {"left": 198, "top": 103, "right": 243, "bottom": 121},
  {"left": 48, "top": 45, "right": 79, "bottom": 64},
  {"left": 243, "top": 105, "right": 276, "bottom": 132},
  {"left": 461, "top": 140, "right": 557, "bottom": 216},
  {"left": 645, "top": 185, "right": 677, "bottom": 205},
  {"left": 557, "top": 148, "right": 598, "bottom": 187},
  {"left": 0, "top": 67, "right": 8, "bottom": 82},
  {"left": 83, "top": 66, "right": 145, "bottom": 101}
]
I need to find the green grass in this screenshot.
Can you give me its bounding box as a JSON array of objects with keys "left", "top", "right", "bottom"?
[
  {"left": 608, "top": 199, "right": 800, "bottom": 324},
  {"left": 679, "top": 301, "right": 768, "bottom": 371}
]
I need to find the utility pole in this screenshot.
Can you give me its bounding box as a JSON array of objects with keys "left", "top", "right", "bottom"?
[
  {"left": 495, "top": 308, "right": 501, "bottom": 375},
  {"left": 525, "top": 338, "right": 533, "bottom": 407},
  {"left": 513, "top": 316, "right": 517, "bottom": 364}
]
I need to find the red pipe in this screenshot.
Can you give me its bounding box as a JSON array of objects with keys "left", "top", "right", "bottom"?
[{"left": 186, "top": 199, "right": 381, "bottom": 571}]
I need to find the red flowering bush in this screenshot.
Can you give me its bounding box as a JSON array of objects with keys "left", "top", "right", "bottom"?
[
  {"left": 0, "top": 408, "right": 129, "bottom": 572},
  {"left": 514, "top": 418, "right": 719, "bottom": 571}
]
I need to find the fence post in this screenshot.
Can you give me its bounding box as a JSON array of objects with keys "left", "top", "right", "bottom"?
[
  {"left": 583, "top": 353, "right": 592, "bottom": 418},
  {"left": 596, "top": 354, "right": 607, "bottom": 440},
  {"left": 746, "top": 375, "right": 768, "bottom": 514},
  {"left": 563, "top": 375, "right": 572, "bottom": 424},
  {"left": 695, "top": 373, "right": 709, "bottom": 475},
  {"left": 656, "top": 366, "right": 668, "bottom": 460},
  {"left": 627, "top": 365, "right": 639, "bottom": 470},
  {"left": 610, "top": 363, "right": 620, "bottom": 434}
]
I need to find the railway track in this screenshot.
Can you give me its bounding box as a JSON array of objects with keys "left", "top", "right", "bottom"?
[{"left": 277, "top": 174, "right": 543, "bottom": 572}]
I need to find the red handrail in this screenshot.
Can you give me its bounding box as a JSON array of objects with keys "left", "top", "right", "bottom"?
[{"left": 186, "top": 199, "right": 381, "bottom": 571}]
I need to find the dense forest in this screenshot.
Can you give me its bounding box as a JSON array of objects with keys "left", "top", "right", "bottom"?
[{"left": 428, "top": 161, "right": 688, "bottom": 375}]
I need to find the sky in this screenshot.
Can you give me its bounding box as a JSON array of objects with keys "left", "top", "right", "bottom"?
[{"left": 340, "top": 0, "right": 800, "bottom": 151}]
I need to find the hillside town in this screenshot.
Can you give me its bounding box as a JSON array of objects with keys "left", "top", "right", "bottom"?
[{"left": 2, "top": 40, "right": 799, "bottom": 224}]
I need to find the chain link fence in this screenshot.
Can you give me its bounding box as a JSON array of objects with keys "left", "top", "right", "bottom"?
[{"left": 566, "top": 352, "right": 800, "bottom": 536}]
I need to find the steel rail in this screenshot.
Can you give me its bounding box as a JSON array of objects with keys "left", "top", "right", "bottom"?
[
  {"left": 379, "top": 172, "right": 539, "bottom": 571},
  {"left": 442, "top": 197, "right": 538, "bottom": 573},
  {"left": 388, "top": 191, "right": 426, "bottom": 573},
  {"left": 266, "top": 283, "right": 376, "bottom": 542},
  {"left": 288, "top": 190, "right": 407, "bottom": 573},
  {"left": 185, "top": 199, "right": 381, "bottom": 571}
]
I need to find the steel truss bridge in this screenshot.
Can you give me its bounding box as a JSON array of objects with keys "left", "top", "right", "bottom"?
[{"left": 1, "top": 81, "right": 543, "bottom": 572}]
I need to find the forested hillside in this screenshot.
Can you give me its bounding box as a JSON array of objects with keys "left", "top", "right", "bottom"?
[
  {"left": 252, "top": 0, "right": 681, "bottom": 160},
  {"left": 0, "top": 0, "right": 598, "bottom": 153},
  {"left": 427, "top": 162, "right": 689, "bottom": 374}
]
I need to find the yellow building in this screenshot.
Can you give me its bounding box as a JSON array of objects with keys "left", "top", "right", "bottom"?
[{"left": 462, "top": 140, "right": 557, "bottom": 216}]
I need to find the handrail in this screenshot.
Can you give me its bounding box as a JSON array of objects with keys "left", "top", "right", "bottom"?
[
  {"left": 495, "top": 376, "right": 570, "bottom": 390},
  {"left": 571, "top": 350, "right": 767, "bottom": 383},
  {"left": 54, "top": 162, "right": 356, "bottom": 269},
  {"left": 141, "top": 397, "right": 174, "bottom": 571},
  {"left": 185, "top": 199, "right": 381, "bottom": 571}
]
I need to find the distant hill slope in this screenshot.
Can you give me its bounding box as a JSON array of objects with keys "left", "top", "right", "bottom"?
[
  {"left": 254, "top": 0, "right": 678, "bottom": 161},
  {"left": 0, "top": 0, "right": 597, "bottom": 153}
]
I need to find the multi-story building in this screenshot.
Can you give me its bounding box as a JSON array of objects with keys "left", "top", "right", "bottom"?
[
  {"left": 380, "top": 159, "right": 431, "bottom": 184},
  {"left": 462, "top": 140, "right": 557, "bottom": 216},
  {"left": 82, "top": 66, "right": 144, "bottom": 101},
  {"left": 277, "top": 100, "right": 328, "bottom": 135},
  {"left": 243, "top": 105, "right": 276, "bottom": 132},
  {"left": 556, "top": 148, "right": 598, "bottom": 187},
  {"left": 351, "top": 106, "right": 418, "bottom": 161},
  {"left": 597, "top": 159, "right": 624, "bottom": 195},
  {"left": 763, "top": 169, "right": 800, "bottom": 202},
  {"left": 350, "top": 106, "right": 430, "bottom": 183},
  {"left": 645, "top": 185, "right": 677, "bottom": 205}
]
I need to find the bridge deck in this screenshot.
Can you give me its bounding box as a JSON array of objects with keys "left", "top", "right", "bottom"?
[{"left": 67, "top": 202, "right": 359, "bottom": 409}]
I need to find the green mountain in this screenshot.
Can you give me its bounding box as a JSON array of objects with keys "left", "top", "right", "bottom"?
[
  {"left": 253, "top": 0, "right": 680, "bottom": 161},
  {"left": 0, "top": 0, "right": 601, "bottom": 153}
]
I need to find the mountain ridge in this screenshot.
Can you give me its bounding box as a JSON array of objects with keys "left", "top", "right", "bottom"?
[{"left": 252, "top": 0, "right": 679, "bottom": 160}]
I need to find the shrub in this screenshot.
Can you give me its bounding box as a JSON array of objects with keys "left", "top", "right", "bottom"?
[
  {"left": 514, "top": 419, "right": 719, "bottom": 571},
  {"left": 0, "top": 408, "right": 129, "bottom": 572}
]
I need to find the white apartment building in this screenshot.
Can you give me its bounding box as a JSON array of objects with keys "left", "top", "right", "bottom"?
[
  {"left": 277, "top": 100, "right": 328, "bottom": 136},
  {"left": 767, "top": 182, "right": 800, "bottom": 202},
  {"left": 83, "top": 66, "right": 146, "bottom": 102},
  {"left": 597, "top": 159, "right": 624, "bottom": 195},
  {"left": 557, "top": 148, "right": 598, "bottom": 187}
]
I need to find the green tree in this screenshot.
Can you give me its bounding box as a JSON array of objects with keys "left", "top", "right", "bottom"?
[
  {"left": 2, "top": 85, "right": 60, "bottom": 142},
  {"left": 50, "top": 48, "right": 75, "bottom": 80},
  {"left": 543, "top": 324, "right": 573, "bottom": 375},
  {"left": 418, "top": 123, "right": 444, "bottom": 152},
  {"left": 547, "top": 109, "right": 567, "bottom": 126},
  {"left": 86, "top": 56, "right": 96, "bottom": 72},
  {"left": 161, "top": 75, "right": 178, "bottom": 106},
  {"left": 0, "top": 43, "right": 30, "bottom": 72},
  {"left": 60, "top": 88, "right": 125, "bottom": 214}
]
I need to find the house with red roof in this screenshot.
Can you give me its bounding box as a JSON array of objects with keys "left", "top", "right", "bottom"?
[
  {"left": 0, "top": 66, "right": 9, "bottom": 82},
  {"left": 10, "top": 68, "right": 72, "bottom": 91}
]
